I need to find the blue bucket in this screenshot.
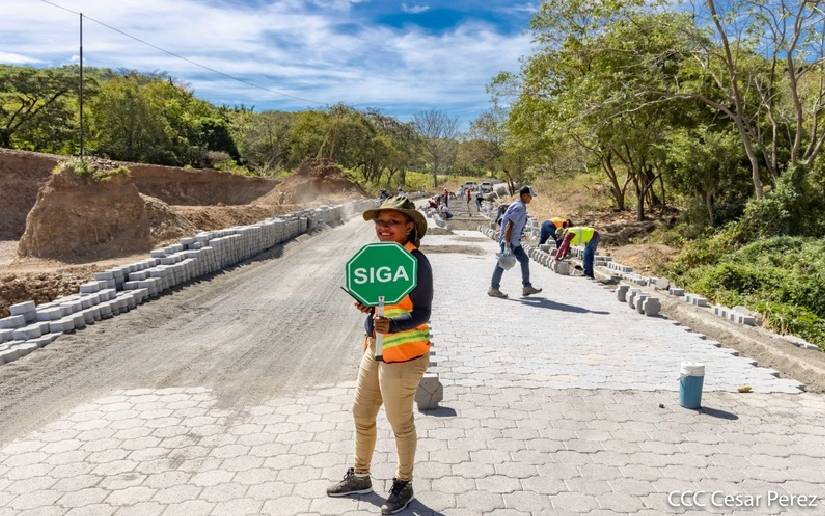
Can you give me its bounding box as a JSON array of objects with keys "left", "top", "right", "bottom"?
[{"left": 679, "top": 362, "right": 705, "bottom": 409}]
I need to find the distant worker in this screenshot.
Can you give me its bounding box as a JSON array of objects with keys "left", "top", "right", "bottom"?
[
  {"left": 442, "top": 188, "right": 449, "bottom": 208},
  {"left": 438, "top": 203, "right": 454, "bottom": 219},
  {"left": 397, "top": 186, "right": 406, "bottom": 197},
  {"left": 465, "top": 187, "right": 472, "bottom": 210},
  {"left": 474, "top": 189, "right": 483, "bottom": 212},
  {"left": 555, "top": 226, "right": 600, "bottom": 279},
  {"left": 379, "top": 189, "right": 390, "bottom": 202},
  {"left": 328, "top": 196, "right": 432, "bottom": 515},
  {"left": 488, "top": 186, "right": 542, "bottom": 298},
  {"left": 539, "top": 217, "right": 572, "bottom": 246}
]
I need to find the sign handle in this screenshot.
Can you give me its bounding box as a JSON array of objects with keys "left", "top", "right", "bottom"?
[{"left": 375, "top": 296, "right": 385, "bottom": 362}]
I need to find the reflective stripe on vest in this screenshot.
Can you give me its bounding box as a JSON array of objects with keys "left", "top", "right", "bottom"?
[
  {"left": 550, "top": 217, "right": 566, "bottom": 229},
  {"left": 381, "top": 241, "right": 431, "bottom": 364},
  {"left": 568, "top": 227, "right": 595, "bottom": 246}
]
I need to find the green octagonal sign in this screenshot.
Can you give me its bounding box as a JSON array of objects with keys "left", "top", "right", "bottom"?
[{"left": 345, "top": 242, "right": 417, "bottom": 306}]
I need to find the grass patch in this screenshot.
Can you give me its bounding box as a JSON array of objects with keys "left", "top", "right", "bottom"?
[
  {"left": 666, "top": 234, "right": 825, "bottom": 350},
  {"left": 53, "top": 159, "right": 130, "bottom": 182}
]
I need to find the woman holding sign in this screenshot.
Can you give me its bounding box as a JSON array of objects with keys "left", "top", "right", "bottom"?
[{"left": 328, "top": 196, "right": 433, "bottom": 515}]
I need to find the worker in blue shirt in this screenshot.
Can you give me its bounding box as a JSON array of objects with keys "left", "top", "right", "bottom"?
[{"left": 488, "top": 186, "right": 543, "bottom": 298}]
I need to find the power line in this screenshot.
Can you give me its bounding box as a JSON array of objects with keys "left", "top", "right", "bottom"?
[{"left": 38, "top": 0, "right": 329, "bottom": 107}]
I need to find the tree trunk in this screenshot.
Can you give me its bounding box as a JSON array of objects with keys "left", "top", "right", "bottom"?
[
  {"left": 646, "top": 167, "right": 661, "bottom": 209},
  {"left": 601, "top": 154, "right": 626, "bottom": 211},
  {"left": 0, "top": 129, "right": 10, "bottom": 148},
  {"left": 704, "top": 191, "right": 715, "bottom": 225}
]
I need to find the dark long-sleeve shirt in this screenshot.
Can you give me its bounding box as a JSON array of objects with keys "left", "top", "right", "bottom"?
[{"left": 364, "top": 249, "right": 433, "bottom": 336}]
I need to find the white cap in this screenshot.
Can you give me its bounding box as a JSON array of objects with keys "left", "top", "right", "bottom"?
[{"left": 681, "top": 362, "right": 705, "bottom": 376}]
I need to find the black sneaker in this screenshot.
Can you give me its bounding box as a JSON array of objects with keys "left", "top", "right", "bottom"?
[
  {"left": 327, "top": 467, "right": 373, "bottom": 497},
  {"left": 381, "top": 478, "right": 413, "bottom": 514}
]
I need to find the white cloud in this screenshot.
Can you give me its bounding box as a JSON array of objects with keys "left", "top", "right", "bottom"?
[
  {"left": 0, "top": 51, "right": 41, "bottom": 64},
  {"left": 0, "top": 0, "right": 534, "bottom": 121},
  {"left": 401, "top": 3, "right": 431, "bottom": 14}
]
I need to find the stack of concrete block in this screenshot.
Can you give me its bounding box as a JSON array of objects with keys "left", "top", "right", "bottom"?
[
  {"left": 2, "top": 200, "right": 372, "bottom": 367},
  {"left": 685, "top": 293, "right": 709, "bottom": 307},
  {"left": 607, "top": 262, "right": 633, "bottom": 273},
  {"left": 669, "top": 287, "right": 685, "bottom": 296}
]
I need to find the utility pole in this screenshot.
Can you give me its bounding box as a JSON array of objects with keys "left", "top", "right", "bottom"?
[{"left": 79, "top": 12, "right": 85, "bottom": 160}]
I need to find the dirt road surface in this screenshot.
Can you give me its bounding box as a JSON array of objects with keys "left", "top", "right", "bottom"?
[{"left": 0, "top": 218, "right": 372, "bottom": 444}]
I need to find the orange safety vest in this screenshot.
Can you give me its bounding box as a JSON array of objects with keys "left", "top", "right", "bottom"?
[
  {"left": 550, "top": 217, "right": 567, "bottom": 229},
  {"left": 380, "top": 241, "right": 431, "bottom": 364}
]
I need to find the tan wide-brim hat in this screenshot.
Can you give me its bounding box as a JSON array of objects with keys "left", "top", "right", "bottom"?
[{"left": 362, "top": 195, "right": 428, "bottom": 245}]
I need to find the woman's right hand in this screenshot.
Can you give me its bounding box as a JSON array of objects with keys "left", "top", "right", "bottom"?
[{"left": 354, "top": 301, "right": 372, "bottom": 314}]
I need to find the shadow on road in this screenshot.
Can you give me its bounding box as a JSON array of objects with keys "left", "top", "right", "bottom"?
[
  {"left": 698, "top": 406, "right": 739, "bottom": 420},
  {"left": 354, "top": 491, "right": 446, "bottom": 515},
  {"left": 421, "top": 406, "right": 457, "bottom": 418},
  {"left": 514, "top": 296, "right": 609, "bottom": 315}
]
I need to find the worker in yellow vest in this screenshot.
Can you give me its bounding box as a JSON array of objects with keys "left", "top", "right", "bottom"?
[
  {"left": 555, "top": 226, "right": 601, "bottom": 279},
  {"left": 327, "top": 196, "right": 431, "bottom": 515},
  {"left": 539, "top": 217, "right": 572, "bottom": 246}
]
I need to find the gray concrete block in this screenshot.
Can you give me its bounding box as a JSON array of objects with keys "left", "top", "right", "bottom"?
[
  {"left": 30, "top": 334, "right": 52, "bottom": 348},
  {"left": 12, "top": 324, "right": 42, "bottom": 341},
  {"left": 635, "top": 294, "right": 649, "bottom": 314},
  {"left": 58, "top": 300, "right": 83, "bottom": 314},
  {"left": 99, "top": 289, "right": 116, "bottom": 301},
  {"left": 79, "top": 281, "right": 107, "bottom": 293},
  {"left": 626, "top": 289, "right": 640, "bottom": 309},
  {"left": 736, "top": 314, "right": 757, "bottom": 326},
  {"left": 49, "top": 317, "right": 75, "bottom": 334},
  {"left": 35, "top": 321, "right": 51, "bottom": 334},
  {"left": 36, "top": 307, "right": 64, "bottom": 321},
  {"left": 416, "top": 373, "right": 443, "bottom": 410},
  {"left": 15, "top": 342, "right": 39, "bottom": 357},
  {"left": 643, "top": 297, "right": 661, "bottom": 316},
  {"left": 0, "top": 328, "right": 12, "bottom": 343},
  {"left": 0, "top": 347, "right": 22, "bottom": 364},
  {"left": 98, "top": 302, "right": 113, "bottom": 319},
  {"left": 554, "top": 261, "right": 570, "bottom": 275},
  {"left": 9, "top": 300, "right": 36, "bottom": 317},
  {"left": 81, "top": 309, "right": 95, "bottom": 325},
  {"left": 0, "top": 315, "right": 26, "bottom": 329},
  {"left": 616, "top": 284, "right": 630, "bottom": 302},
  {"left": 93, "top": 271, "right": 115, "bottom": 281},
  {"left": 685, "top": 293, "right": 709, "bottom": 307},
  {"left": 72, "top": 313, "right": 86, "bottom": 330}
]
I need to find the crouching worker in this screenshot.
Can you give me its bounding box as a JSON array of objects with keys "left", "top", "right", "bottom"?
[
  {"left": 539, "top": 217, "right": 572, "bottom": 246},
  {"left": 327, "top": 196, "right": 433, "bottom": 515},
  {"left": 555, "top": 226, "right": 600, "bottom": 279}
]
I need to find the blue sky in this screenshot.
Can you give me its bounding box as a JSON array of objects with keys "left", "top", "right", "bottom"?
[{"left": 0, "top": 0, "right": 538, "bottom": 127}]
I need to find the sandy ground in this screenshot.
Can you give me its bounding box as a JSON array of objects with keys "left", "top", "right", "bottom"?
[
  {"left": 0, "top": 240, "right": 17, "bottom": 268},
  {"left": 0, "top": 218, "right": 372, "bottom": 443}
]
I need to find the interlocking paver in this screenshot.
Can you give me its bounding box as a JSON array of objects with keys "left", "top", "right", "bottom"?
[{"left": 3, "top": 229, "right": 825, "bottom": 515}]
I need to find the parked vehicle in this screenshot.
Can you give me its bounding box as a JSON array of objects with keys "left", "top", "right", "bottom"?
[{"left": 480, "top": 181, "right": 493, "bottom": 193}]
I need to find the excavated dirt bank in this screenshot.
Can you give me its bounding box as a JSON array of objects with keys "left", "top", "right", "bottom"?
[
  {"left": 18, "top": 168, "right": 151, "bottom": 261},
  {"left": 0, "top": 149, "right": 285, "bottom": 239}
]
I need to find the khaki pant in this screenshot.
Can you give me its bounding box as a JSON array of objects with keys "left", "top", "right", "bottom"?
[{"left": 353, "top": 337, "right": 429, "bottom": 481}]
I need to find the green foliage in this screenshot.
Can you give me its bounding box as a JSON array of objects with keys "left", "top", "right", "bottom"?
[
  {"left": 0, "top": 65, "right": 81, "bottom": 152},
  {"left": 53, "top": 159, "right": 130, "bottom": 183},
  {"left": 666, "top": 235, "right": 825, "bottom": 349}
]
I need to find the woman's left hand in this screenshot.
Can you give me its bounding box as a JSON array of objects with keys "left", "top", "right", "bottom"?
[{"left": 373, "top": 316, "right": 390, "bottom": 335}]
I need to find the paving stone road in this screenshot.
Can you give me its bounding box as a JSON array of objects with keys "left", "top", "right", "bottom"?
[{"left": 1, "top": 226, "right": 825, "bottom": 515}]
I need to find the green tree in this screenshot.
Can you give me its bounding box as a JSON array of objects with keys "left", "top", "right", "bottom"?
[{"left": 0, "top": 65, "right": 79, "bottom": 151}]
